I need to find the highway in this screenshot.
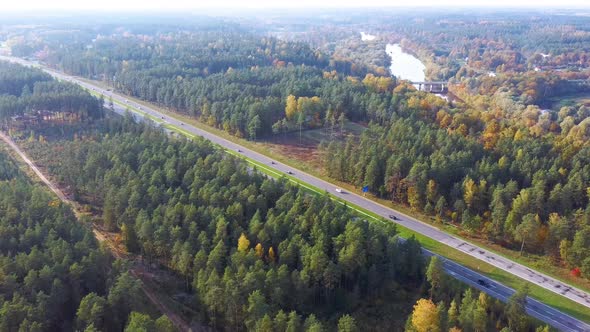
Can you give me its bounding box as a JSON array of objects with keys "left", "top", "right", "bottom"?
[
  {"left": 3, "top": 55, "right": 590, "bottom": 331},
  {"left": 431, "top": 251, "right": 590, "bottom": 331}
]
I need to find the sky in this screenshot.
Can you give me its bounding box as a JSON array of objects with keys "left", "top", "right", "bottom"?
[{"left": 2, "top": 0, "right": 589, "bottom": 11}]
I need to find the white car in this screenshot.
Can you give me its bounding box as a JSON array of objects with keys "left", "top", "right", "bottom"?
[{"left": 335, "top": 188, "right": 342, "bottom": 193}]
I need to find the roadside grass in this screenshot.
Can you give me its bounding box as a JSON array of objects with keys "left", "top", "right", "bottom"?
[
  {"left": 441, "top": 224, "right": 590, "bottom": 293},
  {"left": 355, "top": 188, "right": 590, "bottom": 295},
  {"left": 347, "top": 202, "right": 590, "bottom": 323},
  {"left": 84, "top": 84, "right": 590, "bottom": 323}
]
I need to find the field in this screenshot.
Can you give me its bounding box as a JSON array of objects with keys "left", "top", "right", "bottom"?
[
  {"left": 549, "top": 92, "right": 590, "bottom": 109},
  {"left": 256, "top": 121, "right": 367, "bottom": 172}
]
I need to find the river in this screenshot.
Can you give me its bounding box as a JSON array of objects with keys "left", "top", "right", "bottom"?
[{"left": 385, "top": 43, "right": 425, "bottom": 82}]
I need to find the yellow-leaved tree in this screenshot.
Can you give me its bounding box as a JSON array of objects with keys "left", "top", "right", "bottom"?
[
  {"left": 411, "top": 298, "right": 441, "bottom": 332},
  {"left": 285, "top": 94, "right": 298, "bottom": 120},
  {"left": 255, "top": 243, "right": 264, "bottom": 258},
  {"left": 237, "top": 233, "right": 250, "bottom": 253},
  {"left": 268, "top": 247, "right": 276, "bottom": 262}
]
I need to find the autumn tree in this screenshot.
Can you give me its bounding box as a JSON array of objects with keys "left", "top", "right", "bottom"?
[
  {"left": 238, "top": 233, "right": 251, "bottom": 253},
  {"left": 285, "top": 95, "right": 297, "bottom": 120},
  {"left": 411, "top": 298, "right": 441, "bottom": 332}
]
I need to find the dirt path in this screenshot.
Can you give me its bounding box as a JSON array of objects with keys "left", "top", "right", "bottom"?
[
  {"left": 0, "top": 131, "right": 192, "bottom": 332},
  {"left": 0, "top": 132, "right": 69, "bottom": 202}
]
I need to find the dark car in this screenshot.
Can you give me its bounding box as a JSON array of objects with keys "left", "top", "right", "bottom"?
[
  {"left": 287, "top": 171, "right": 293, "bottom": 175},
  {"left": 477, "top": 279, "right": 489, "bottom": 287},
  {"left": 388, "top": 215, "right": 398, "bottom": 220}
]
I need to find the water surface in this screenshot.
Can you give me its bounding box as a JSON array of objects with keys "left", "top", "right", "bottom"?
[{"left": 385, "top": 43, "right": 425, "bottom": 82}]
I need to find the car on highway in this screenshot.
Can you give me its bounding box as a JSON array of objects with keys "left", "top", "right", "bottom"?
[
  {"left": 335, "top": 188, "right": 342, "bottom": 193},
  {"left": 477, "top": 279, "right": 489, "bottom": 287},
  {"left": 271, "top": 161, "right": 276, "bottom": 164},
  {"left": 287, "top": 171, "right": 293, "bottom": 175},
  {"left": 388, "top": 214, "right": 399, "bottom": 220},
  {"left": 237, "top": 149, "right": 242, "bottom": 153}
]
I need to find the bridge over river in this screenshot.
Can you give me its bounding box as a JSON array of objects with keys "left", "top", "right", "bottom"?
[
  {"left": 408, "top": 77, "right": 590, "bottom": 94},
  {"left": 411, "top": 81, "right": 448, "bottom": 93}
]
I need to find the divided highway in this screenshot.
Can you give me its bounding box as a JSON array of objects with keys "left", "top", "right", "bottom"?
[
  {"left": 3, "top": 55, "right": 590, "bottom": 331},
  {"left": 433, "top": 252, "right": 590, "bottom": 331}
]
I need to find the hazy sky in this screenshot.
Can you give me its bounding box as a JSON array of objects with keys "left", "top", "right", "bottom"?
[{"left": 3, "top": 0, "right": 589, "bottom": 11}]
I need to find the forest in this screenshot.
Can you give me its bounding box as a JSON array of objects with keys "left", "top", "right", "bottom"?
[
  {"left": 34, "top": 30, "right": 391, "bottom": 139},
  {"left": 16, "top": 113, "right": 548, "bottom": 331},
  {"left": 273, "top": 11, "right": 590, "bottom": 109},
  {"left": 0, "top": 61, "right": 173, "bottom": 332},
  {"left": 0, "top": 61, "right": 104, "bottom": 125},
  {"left": 406, "top": 257, "right": 547, "bottom": 332},
  {"left": 0, "top": 148, "right": 173, "bottom": 331},
  {"left": 0, "top": 55, "right": 552, "bottom": 331},
  {"left": 19, "top": 24, "right": 590, "bottom": 281},
  {"left": 20, "top": 114, "right": 424, "bottom": 330},
  {"left": 321, "top": 82, "right": 590, "bottom": 278}
]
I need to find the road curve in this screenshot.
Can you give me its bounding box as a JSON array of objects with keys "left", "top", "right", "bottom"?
[{"left": 3, "top": 55, "right": 590, "bottom": 330}]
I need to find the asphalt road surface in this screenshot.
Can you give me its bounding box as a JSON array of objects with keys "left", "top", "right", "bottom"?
[
  {"left": 4, "top": 55, "right": 590, "bottom": 331},
  {"left": 425, "top": 250, "right": 590, "bottom": 331}
]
